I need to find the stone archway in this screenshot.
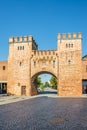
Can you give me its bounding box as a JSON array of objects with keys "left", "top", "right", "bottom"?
[{"left": 31, "top": 71, "right": 58, "bottom": 96}]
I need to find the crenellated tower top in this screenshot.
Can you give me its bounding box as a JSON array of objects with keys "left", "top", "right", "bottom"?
[
  {"left": 9, "top": 35, "right": 38, "bottom": 50},
  {"left": 9, "top": 35, "right": 36, "bottom": 43},
  {"left": 57, "top": 32, "right": 82, "bottom": 40}
]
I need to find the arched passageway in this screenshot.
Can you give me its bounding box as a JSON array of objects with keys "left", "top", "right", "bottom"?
[{"left": 31, "top": 71, "right": 58, "bottom": 96}]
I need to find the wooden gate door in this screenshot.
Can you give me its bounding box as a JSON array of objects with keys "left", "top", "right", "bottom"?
[{"left": 21, "top": 86, "right": 26, "bottom": 95}]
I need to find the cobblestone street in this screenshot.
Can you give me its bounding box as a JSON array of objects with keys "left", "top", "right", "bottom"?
[{"left": 0, "top": 96, "right": 87, "bottom": 130}]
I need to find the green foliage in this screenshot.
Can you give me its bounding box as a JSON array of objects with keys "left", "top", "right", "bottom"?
[
  {"left": 50, "top": 76, "right": 57, "bottom": 89},
  {"left": 40, "top": 85, "right": 44, "bottom": 91},
  {"left": 44, "top": 81, "right": 50, "bottom": 88},
  {"left": 36, "top": 77, "right": 42, "bottom": 88}
]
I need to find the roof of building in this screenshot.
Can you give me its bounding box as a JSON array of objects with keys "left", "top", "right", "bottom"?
[{"left": 82, "top": 55, "right": 87, "bottom": 60}]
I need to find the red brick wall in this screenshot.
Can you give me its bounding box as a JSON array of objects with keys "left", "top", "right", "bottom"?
[{"left": 0, "top": 61, "right": 8, "bottom": 81}]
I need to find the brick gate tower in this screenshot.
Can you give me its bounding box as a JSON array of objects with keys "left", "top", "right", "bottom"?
[
  {"left": 7, "top": 36, "right": 38, "bottom": 96},
  {"left": 58, "top": 33, "right": 82, "bottom": 96}
]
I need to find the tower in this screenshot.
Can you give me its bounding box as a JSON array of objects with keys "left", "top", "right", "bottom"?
[
  {"left": 7, "top": 36, "right": 38, "bottom": 96},
  {"left": 58, "top": 33, "right": 82, "bottom": 96}
]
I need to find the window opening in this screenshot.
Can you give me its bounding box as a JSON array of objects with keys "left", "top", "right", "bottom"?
[
  {"left": 68, "top": 60, "right": 71, "bottom": 64},
  {"left": 86, "top": 65, "right": 87, "bottom": 72},
  {"left": 3, "top": 66, "right": 5, "bottom": 70},
  {"left": 34, "top": 61, "right": 36, "bottom": 66}
]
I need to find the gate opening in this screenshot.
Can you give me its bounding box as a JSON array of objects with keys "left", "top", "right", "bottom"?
[
  {"left": 31, "top": 72, "right": 57, "bottom": 96},
  {"left": 0, "top": 83, "right": 7, "bottom": 94}
]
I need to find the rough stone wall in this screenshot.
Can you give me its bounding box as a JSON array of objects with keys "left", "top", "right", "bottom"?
[
  {"left": 0, "top": 61, "right": 8, "bottom": 81},
  {"left": 58, "top": 33, "right": 82, "bottom": 96},
  {"left": 82, "top": 59, "right": 87, "bottom": 80}
]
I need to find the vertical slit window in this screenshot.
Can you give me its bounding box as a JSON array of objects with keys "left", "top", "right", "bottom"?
[
  {"left": 69, "top": 44, "right": 70, "bottom": 48},
  {"left": 71, "top": 44, "right": 73, "bottom": 47},
  {"left": 66, "top": 44, "right": 68, "bottom": 48},
  {"left": 34, "top": 61, "right": 36, "bottom": 66},
  {"left": 86, "top": 65, "right": 87, "bottom": 72},
  {"left": 23, "top": 46, "right": 24, "bottom": 50},
  {"left": 20, "top": 62, "right": 22, "bottom": 66},
  {"left": 53, "top": 60, "right": 55, "bottom": 65},
  {"left": 20, "top": 46, "right": 22, "bottom": 50},
  {"left": 18, "top": 46, "right": 19, "bottom": 50}
]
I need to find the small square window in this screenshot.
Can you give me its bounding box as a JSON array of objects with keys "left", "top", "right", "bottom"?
[{"left": 68, "top": 60, "right": 71, "bottom": 64}]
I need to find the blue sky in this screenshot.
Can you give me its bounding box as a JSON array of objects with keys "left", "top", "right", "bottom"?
[{"left": 0, "top": 0, "right": 87, "bottom": 82}]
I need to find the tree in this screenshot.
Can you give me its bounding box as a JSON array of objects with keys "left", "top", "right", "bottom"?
[
  {"left": 36, "top": 77, "right": 42, "bottom": 88},
  {"left": 44, "top": 81, "right": 50, "bottom": 88},
  {"left": 50, "top": 76, "right": 57, "bottom": 89}
]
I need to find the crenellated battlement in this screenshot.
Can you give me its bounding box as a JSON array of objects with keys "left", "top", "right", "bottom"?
[
  {"left": 9, "top": 35, "right": 36, "bottom": 43},
  {"left": 32, "top": 50, "right": 57, "bottom": 56},
  {"left": 9, "top": 35, "right": 38, "bottom": 50},
  {"left": 32, "top": 50, "right": 58, "bottom": 60},
  {"left": 57, "top": 32, "right": 82, "bottom": 40}
]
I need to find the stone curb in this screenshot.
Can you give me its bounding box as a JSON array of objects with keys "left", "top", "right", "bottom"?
[{"left": 0, "top": 94, "right": 87, "bottom": 105}]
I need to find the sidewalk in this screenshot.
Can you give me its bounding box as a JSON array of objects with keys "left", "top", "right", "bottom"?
[
  {"left": 0, "top": 95, "right": 31, "bottom": 105},
  {"left": 0, "top": 93, "right": 58, "bottom": 105},
  {"left": 0, "top": 93, "right": 87, "bottom": 106}
]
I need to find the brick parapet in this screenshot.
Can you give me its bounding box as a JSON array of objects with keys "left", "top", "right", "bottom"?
[{"left": 57, "top": 32, "right": 82, "bottom": 40}]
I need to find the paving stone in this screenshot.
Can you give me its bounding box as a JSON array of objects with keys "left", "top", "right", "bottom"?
[{"left": 0, "top": 97, "right": 87, "bottom": 130}]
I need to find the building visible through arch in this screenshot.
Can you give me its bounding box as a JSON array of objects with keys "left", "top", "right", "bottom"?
[{"left": 0, "top": 32, "right": 87, "bottom": 96}]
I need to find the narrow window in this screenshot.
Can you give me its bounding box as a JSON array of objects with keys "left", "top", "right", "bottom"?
[
  {"left": 71, "top": 44, "right": 73, "bottom": 47},
  {"left": 66, "top": 44, "right": 68, "bottom": 48},
  {"left": 18, "top": 46, "right": 19, "bottom": 50},
  {"left": 20, "top": 46, "right": 22, "bottom": 50},
  {"left": 20, "top": 62, "right": 22, "bottom": 66},
  {"left": 23, "top": 46, "right": 24, "bottom": 50},
  {"left": 69, "top": 44, "right": 70, "bottom": 48},
  {"left": 86, "top": 65, "right": 87, "bottom": 72},
  {"left": 34, "top": 61, "right": 36, "bottom": 66},
  {"left": 53, "top": 60, "right": 55, "bottom": 65},
  {"left": 3, "top": 66, "right": 5, "bottom": 70}
]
